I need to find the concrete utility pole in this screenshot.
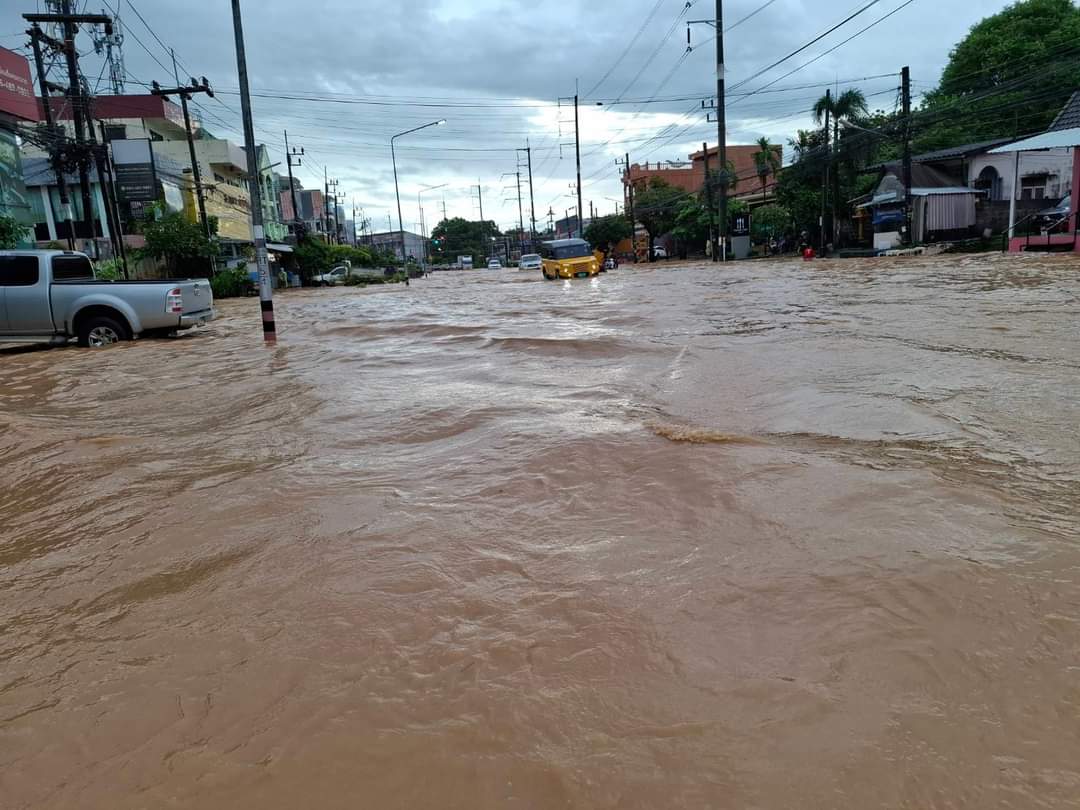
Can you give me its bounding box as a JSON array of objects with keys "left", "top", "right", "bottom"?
[
  {"left": 26, "top": 24, "right": 75, "bottom": 249},
  {"left": 230, "top": 0, "right": 275, "bottom": 343},
  {"left": 515, "top": 171, "right": 525, "bottom": 245},
  {"left": 702, "top": 142, "right": 714, "bottom": 260},
  {"left": 715, "top": 0, "right": 727, "bottom": 261},
  {"left": 151, "top": 78, "right": 214, "bottom": 240},
  {"left": 284, "top": 129, "right": 302, "bottom": 235},
  {"left": 821, "top": 87, "right": 831, "bottom": 254},
  {"left": 525, "top": 142, "right": 536, "bottom": 241},
  {"left": 901, "top": 65, "right": 913, "bottom": 245},
  {"left": 690, "top": 5, "right": 727, "bottom": 261},
  {"left": 574, "top": 94, "right": 584, "bottom": 238},
  {"left": 476, "top": 180, "right": 484, "bottom": 223},
  {"left": 625, "top": 152, "right": 636, "bottom": 262},
  {"left": 60, "top": 1, "right": 95, "bottom": 254}
]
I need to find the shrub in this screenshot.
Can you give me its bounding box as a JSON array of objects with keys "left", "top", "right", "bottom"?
[
  {"left": 95, "top": 258, "right": 124, "bottom": 281},
  {"left": 209, "top": 266, "right": 252, "bottom": 298}
]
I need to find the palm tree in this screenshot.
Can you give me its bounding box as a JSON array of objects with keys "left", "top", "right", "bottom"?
[
  {"left": 752, "top": 137, "right": 781, "bottom": 204},
  {"left": 813, "top": 89, "right": 868, "bottom": 246}
]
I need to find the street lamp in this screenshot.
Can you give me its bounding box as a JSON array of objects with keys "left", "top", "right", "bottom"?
[
  {"left": 418, "top": 182, "right": 449, "bottom": 270},
  {"left": 392, "top": 120, "right": 446, "bottom": 278}
]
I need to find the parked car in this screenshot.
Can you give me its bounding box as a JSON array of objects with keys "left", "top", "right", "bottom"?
[
  {"left": 487, "top": 258, "right": 502, "bottom": 269},
  {"left": 313, "top": 264, "right": 351, "bottom": 285},
  {"left": 518, "top": 253, "right": 542, "bottom": 272},
  {"left": 651, "top": 246, "right": 668, "bottom": 259},
  {"left": 0, "top": 250, "right": 214, "bottom": 348}
]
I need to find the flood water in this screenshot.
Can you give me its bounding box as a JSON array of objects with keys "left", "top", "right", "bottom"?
[{"left": 2, "top": 254, "right": 1080, "bottom": 808}]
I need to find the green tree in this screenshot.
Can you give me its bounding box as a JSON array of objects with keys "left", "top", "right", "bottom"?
[
  {"left": 584, "top": 214, "right": 632, "bottom": 253},
  {"left": 135, "top": 208, "right": 218, "bottom": 276},
  {"left": 430, "top": 217, "right": 501, "bottom": 263},
  {"left": 634, "top": 179, "right": 685, "bottom": 260},
  {"left": 813, "top": 89, "right": 869, "bottom": 245},
  {"left": 751, "top": 204, "right": 791, "bottom": 242},
  {"left": 0, "top": 214, "right": 30, "bottom": 249},
  {"left": 671, "top": 195, "right": 711, "bottom": 251},
  {"left": 918, "top": 0, "right": 1080, "bottom": 149},
  {"left": 752, "top": 137, "right": 781, "bottom": 203}
]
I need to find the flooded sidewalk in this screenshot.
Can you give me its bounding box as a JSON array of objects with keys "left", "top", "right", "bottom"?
[{"left": 2, "top": 254, "right": 1079, "bottom": 808}]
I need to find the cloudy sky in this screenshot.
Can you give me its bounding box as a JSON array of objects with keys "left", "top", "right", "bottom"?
[{"left": 9, "top": 0, "right": 1011, "bottom": 233}]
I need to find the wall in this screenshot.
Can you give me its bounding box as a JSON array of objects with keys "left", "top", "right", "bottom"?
[
  {"left": 154, "top": 140, "right": 251, "bottom": 242},
  {"left": 969, "top": 149, "right": 1073, "bottom": 201},
  {"left": 974, "top": 198, "right": 1047, "bottom": 235}
]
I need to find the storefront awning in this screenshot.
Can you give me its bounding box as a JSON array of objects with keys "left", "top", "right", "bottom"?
[{"left": 267, "top": 243, "right": 293, "bottom": 253}]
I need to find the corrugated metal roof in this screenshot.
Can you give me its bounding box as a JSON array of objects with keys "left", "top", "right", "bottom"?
[
  {"left": 988, "top": 126, "right": 1080, "bottom": 152},
  {"left": 909, "top": 138, "right": 1015, "bottom": 163},
  {"left": 1049, "top": 90, "right": 1080, "bottom": 131}
]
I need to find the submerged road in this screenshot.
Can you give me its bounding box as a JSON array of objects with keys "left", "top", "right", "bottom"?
[{"left": 2, "top": 255, "right": 1079, "bottom": 808}]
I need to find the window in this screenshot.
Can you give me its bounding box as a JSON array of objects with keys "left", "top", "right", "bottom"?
[
  {"left": 0, "top": 255, "right": 40, "bottom": 286},
  {"left": 52, "top": 255, "right": 95, "bottom": 281},
  {"left": 1021, "top": 174, "right": 1048, "bottom": 200},
  {"left": 214, "top": 173, "right": 225, "bottom": 184},
  {"left": 148, "top": 130, "right": 163, "bottom": 142},
  {"left": 105, "top": 125, "right": 127, "bottom": 142}
]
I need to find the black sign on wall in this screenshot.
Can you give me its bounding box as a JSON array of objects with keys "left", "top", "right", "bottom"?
[
  {"left": 111, "top": 139, "right": 159, "bottom": 203},
  {"left": 731, "top": 212, "right": 751, "bottom": 237}
]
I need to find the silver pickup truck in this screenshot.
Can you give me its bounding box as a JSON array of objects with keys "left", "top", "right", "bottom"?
[{"left": 0, "top": 250, "right": 215, "bottom": 347}]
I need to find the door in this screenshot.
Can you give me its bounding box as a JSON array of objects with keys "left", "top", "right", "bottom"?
[{"left": 0, "top": 254, "right": 53, "bottom": 335}]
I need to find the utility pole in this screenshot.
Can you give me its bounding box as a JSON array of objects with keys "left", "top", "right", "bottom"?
[
  {"left": 284, "top": 130, "right": 302, "bottom": 236},
  {"left": 702, "top": 142, "right": 714, "bottom": 261},
  {"left": 230, "top": 0, "right": 275, "bottom": 344},
  {"left": 690, "top": 4, "right": 727, "bottom": 260},
  {"left": 96, "top": 121, "right": 129, "bottom": 276},
  {"left": 901, "top": 65, "right": 913, "bottom": 246},
  {"left": 351, "top": 197, "right": 357, "bottom": 246},
  {"left": 820, "top": 88, "right": 831, "bottom": 255},
  {"left": 715, "top": 0, "right": 727, "bottom": 261},
  {"left": 324, "top": 172, "right": 339, "bottom": 244},
  {"left": 476, "top": 180, "right": 484, "bottom": 223},
  {"left": 625, "top": 153, "right": 636, "bottom": 262},
  {"left": 60, "top": 1, "right": 96, "bottom": 255},
  {"left": 515, "top": 170, "right": 524, "bottom": 246},
  {"left": 151, "top": 77, "right": 214, "bottom": 240},
  {"left": 26, "top": 24, "right": 75, "bottom": 249},
  {"left": 526, "top": 142, "right": 536, "bottom": 241},
  {"left": 574, "top": 93, "right": 583, "bottom": 238}
]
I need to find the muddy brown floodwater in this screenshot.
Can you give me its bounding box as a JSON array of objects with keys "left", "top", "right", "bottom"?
[{"left": 2, "top": 254, "right": 1080, "bottom": 808}]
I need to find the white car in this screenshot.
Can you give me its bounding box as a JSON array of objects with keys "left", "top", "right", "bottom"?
[
  {"left": 651, "top": 246, "right": 668, "bottom": 259},
  {"left": 313, "top": 265, "right": 350, "bottom": 286},
  {"left": 487, "top": 258, "right": 502, "bottom": 269},
  {"left": 519, "top": 253, "right": 542, "bottom": 272}
]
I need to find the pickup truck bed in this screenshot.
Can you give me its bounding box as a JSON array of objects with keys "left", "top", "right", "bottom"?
[{"left": 0, "top": 250, "right": 215, "bottom": 347}]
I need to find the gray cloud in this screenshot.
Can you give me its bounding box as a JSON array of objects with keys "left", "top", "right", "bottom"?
[{"left": 11, "top": 0, "right": 1010, "bottom": 229}]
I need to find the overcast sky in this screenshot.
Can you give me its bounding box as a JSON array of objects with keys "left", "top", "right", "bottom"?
[{"left": 9, "top": 0, "right": 1011, "bottom": 233}]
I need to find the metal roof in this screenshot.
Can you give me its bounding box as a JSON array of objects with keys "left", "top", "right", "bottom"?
[
  {"left": 908, "top": 138, "right": 1015, "bottom": 163},
  {"left": 988, "top": 126, "right": 1080, "bottom": 153},
  {"left": 1049, "top": 90, "right": 1080, "bottom": 131},
  {"left": 541, "top": 238, "right": 589, "bottom": 247}
]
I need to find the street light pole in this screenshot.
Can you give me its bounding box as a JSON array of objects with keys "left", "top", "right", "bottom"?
[
  {"left": 391, "top": 120, "right": 446, "bottom": 279},
  {"left": 418, "top": 182, "right": 448, "bottom": 272}
]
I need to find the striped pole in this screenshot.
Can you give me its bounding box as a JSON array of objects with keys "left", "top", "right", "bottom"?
[{"left": 231, "top": 0, "right": 276, "bottom": 344}]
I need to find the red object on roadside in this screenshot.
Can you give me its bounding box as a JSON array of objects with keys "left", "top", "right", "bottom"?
[{"left": 802, "top": 247, "right": 815, "bottom": 260}]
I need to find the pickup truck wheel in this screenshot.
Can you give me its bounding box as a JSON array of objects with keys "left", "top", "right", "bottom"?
[{"left": 78, "top": 316, "right": 129, "bottom": 348}]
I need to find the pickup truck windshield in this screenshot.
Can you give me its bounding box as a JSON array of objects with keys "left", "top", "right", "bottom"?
[{"left": 52, "top": 255, "right": 95, "bottom": 281}]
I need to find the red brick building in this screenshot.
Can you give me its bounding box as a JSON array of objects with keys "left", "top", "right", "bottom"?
[{"left": 624, "top": 143, "right": 783, "bottom": 206}]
